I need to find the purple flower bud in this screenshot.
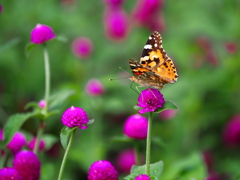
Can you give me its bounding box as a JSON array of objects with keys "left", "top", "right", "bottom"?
[
  {"left": 135, "top": 174, "right": 150, "bottom": 180},
  {"left": 223, "top": 114, "right": 240, "bottom": 147},
  {"left": 88, "top": 160, "right": 118, "bottom": 180},
  {"left": 123, "top": 114, "right": 148, "bottom": 140},
  {"left": 85, "top": 79, "right": 105, "bottom": 96},
  {"left": 104, "top": 8, "right": 129, "bottom": 41},
  {"left": 13, "top": 151, "right": 41, "bottom": 180},
  {"left": 30, "top": 24, "right": 56, "bottom": 44},
  {"left": 61, "top": 106, "right": 89, "bottom": 129},
  {"left": 38, "top": 100, "right": 46, "bottom": 108},
  {"left": 71, "top": 37, "right": 93, "bottom": 59},
  {"left": 0, "top": 167, "right": 22, "bottom": 180},
  {"left": 132, "top": 0, "right": 163, "bottom": 26},
  {"left": 103, "top": 0, "right": 124, "bottom": 8},
  {"left": 28, "top": 138, "right": 45, "bottom": 152},
  {"left": 137, "top": 89, "right": 165, "bottom": 114},
  {"left": 225, "top": 42, "right": 238, "bottom": 54},
  {"left": 7, "top": 132, "right": 26, "bottom": 154},
  {"left": 159, "top": 109, "right": 177, "bottom": 120},
  {"left": 116, "top": 149, "right": 137, "bottom": 173}
]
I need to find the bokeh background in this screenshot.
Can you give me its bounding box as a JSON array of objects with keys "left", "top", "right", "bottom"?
[{"left": 0, "top": 0, "right": 240, "bottom": 179}]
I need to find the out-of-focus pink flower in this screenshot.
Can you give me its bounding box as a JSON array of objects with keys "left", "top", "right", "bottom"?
[
  {"left": 0, "top": 5, "right": 3, "bottom": 14},
  {"left": 7, "top": 132, "right": 26, "bottom": 154},
  {"left": 159, "top": 109, "right": 177, "bottom": 120},
  {"left": 61, "top": 106, "right": 89, "bottom": 129},
  {"left": 0, "top": 167, "right": 22, "bottom": 180},
  {"left": 225, "top": 42, "right": 238, "bottom": 54},
  {"left": 85, "top": 79, "right": 105, "bottom": 96},
  {"left": 196, "top": 36, "right": 212, "bottom": 51},
  {"left": 103, "top": 0, "right": 124, "bottom": 8},
  {"left": 135, "top": 174, "right": 150, "bottom": 180},
  {"left": 116, "top": 149, "right": 136, "bottom": 173},
  {"left": 0, "top": 129, "right": 3, "bottom": 141},
  {"left": 104, "top": 8, "right": 129, "bottom": 41},
  {"left": 13, "top": 151, "right": 41, "bottom": 180},
  {"left": 223, "top": 114, "right": 240, "bottom": 147},
  {"left": 38, "top": 100, "right": 46, "bottom": 108},
  {"left": 202, "top": 151, "right": 214, "bottom": 173},
  {"left": 147, "top": 14, "right": 165, "bottom": 32},
  {"left": 205, "top": 50, "right": 218, "bottom": 66},
  {"left": 132, "top": 0, "right": 163, "bottom": 26},
  {"left": 30, "top": 24, "right": 56, "bottom": 44},
  {"left": 88, "top": 160, "right": 118, "bottom": 180},
  {"left": 123, "top": 114, "right": 148, "bottom": 140},
  {"left": 71, "top": 37, "right": 93, "bottom": 59},
  {"left": 28, "top": 138, "right": 45, "bottom": 152}
]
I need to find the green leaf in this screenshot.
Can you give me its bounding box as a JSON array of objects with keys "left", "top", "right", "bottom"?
[
  {"left": 49, "top": 89, "right": 75, "bottom": 110},
  {"left": 0, "top": 38, "right": 20, "bottom": 53},
  {"left": 24, "top": 101, "right": 39, "bottom": 110},
  {"left": 125, "top": 161, "right": 164, "bottom": 180},
  {"left": 134, "top": 106, "right": 141, "bottom": 110},
  {"left": 60, "top": 126, "right": 77, "bottom": 149},
  {"left": 87, "top": 119, "right": 95, "bottom": 124},
  {"left": 154, "top": 100, "right": 178, "bottom": 113},
  {"left": 25, "top": 43, "right": 36, "bottom": 58},
  {"left": 3, "top": 111, "right": 39, "bottom": 146}
]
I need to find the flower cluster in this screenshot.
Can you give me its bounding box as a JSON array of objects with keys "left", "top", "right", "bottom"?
[
  {"left": 137, "top": 88, "right": 165, "bottom": 114},
  {"left": 88, "top": 160, "right": 118, "bottom": 180},
  {"left": 61, "top": 106, "right": 89, "bottom": 129}
]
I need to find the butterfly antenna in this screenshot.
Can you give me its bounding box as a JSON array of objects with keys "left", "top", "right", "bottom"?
[{"left": 109, "top": 67, "right": 131, "bottom": 81}]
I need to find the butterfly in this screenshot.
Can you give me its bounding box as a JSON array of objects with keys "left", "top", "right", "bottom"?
[{"left": 129, "top": 31, "right": 178, "bottom": 90}]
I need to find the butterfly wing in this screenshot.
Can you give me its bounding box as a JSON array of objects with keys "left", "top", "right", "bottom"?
[{"left": 140, "top": 31, "right": 178, "bottom": 83}]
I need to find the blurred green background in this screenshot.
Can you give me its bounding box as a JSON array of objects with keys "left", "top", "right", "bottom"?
[{"left": 0, "top": 0, "right": 240, "bottom": 179}]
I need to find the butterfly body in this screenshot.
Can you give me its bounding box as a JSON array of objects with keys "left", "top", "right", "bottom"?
[{"left": 129, "top": 31, "right": 178, "bottom": 89}]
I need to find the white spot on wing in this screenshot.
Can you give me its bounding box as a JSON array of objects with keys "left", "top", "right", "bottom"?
[
  {"left": 154, "top": 43, "right": 158, "bottom": 47},
  {"left": 144, "top": 44, "right": 152, "bottom": 49}
]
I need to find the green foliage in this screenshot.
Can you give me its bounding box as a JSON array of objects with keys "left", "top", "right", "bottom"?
[{"left": 60, "top": 126, "right": 77, "bottom": 150}]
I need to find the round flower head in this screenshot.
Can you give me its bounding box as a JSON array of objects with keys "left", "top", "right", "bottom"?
[
  {"left": 71, "top": 37, "right": 93, "bottom": 59},
  {"left": 7, "top": 132, "right": 26, "bottom": 154},
  {"left": 0, "top": 167, "right": 22, "bottom": 180},
  {"left": 135, "top": 174, "right": 150, "bottom": 180},
  {"left": 159, "top": 109, "right": 177, "bottom": 120},
  {"left": 13, "top": 150, "right": 41, "bottom": 180},
  {"left": 85, "top": 79, "right": 105, "bottom": 96},
  {"left": 88, "top": 160, "right": 118, "bottom": 180},
  {"left": 38, "top": 100, "right": 46, "bottom": 108},
  {"left": 30, "top": 24, "right": 56, "bottom": 44},
  {"left": 137, "top": 88, "right": 165, "bottom": 114},
  {"left": 223, "top": 114, "right": 240, "bottom": 147},
  {"left": 28, "top": 138, "right": 45, "bottom": 152},
  {"left": 123, "top": 114, "right": 148, "bottom": 140},
  {"left": 61, "top": 106, "right": 89, "bottom": 129},
  {"left": 104, "top": 8, "right": 129, "bottom": 41},
  {"left": 116, "top": 149, "right": 137, "bottom": 173}
]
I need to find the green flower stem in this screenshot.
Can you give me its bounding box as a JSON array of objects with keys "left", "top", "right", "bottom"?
[
  {"left": 33, "top": 121, "right": 45, "bottom": 154},
  {"left": 145, "top": 112, "right": 153, "bottom": 175},
  {"left": 58, "top": 128, "right": 76, "bottom": 180},
  {"left": 43, "top": 44, "right": 50, "bottom": 115},
  {"left": 134, "top": 141, "right": 141, "bottom": 165}
]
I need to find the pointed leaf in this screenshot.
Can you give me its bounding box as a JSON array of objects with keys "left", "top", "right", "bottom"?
[
  {"left": 0, "top": 38, "right": 20, "bottom": 53},
  {"left": 154, "top": 100, "right": 178, "bottom": 113},
  {"left": 60, "top": 126, "right": 77, "bottom": 149},
  {"left": 49, "top": 89, "right": 75, "bottom": 110},
  {"left": 3, "top": 111, "right": 39, "bottom": 146},
  {"left": 25, "top": 43, "right": 36, "bottom": 58},
  {"left": 87, "top": 119, "right": 95, "bottom": 124}
]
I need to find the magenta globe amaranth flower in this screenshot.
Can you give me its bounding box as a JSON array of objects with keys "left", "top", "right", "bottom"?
[
  {"left": 13, "top": 151, "right": 41, "bottom": 180},
  {"left": 135, "top": 174, "right": 150, "bottom": 180},
  {"left": 85, "top": 79, "right": 105, "bottom": 96},
  {"left": 28, "top": 138, "right": 45, "bottom": 152},
  {"left": 38, "top": 100, "right": 46, "bottom": 108},
  {"left": 30, "top": 24, "right": 56, "bottom": 44},
  {"left": 137, "top": 88, "right": 165, "bottom": 114},
  {"left": 159, "top": 109, "right": 177, "bottom": 120},
  {"left": 104, "top": 8, "right": 129, "bottom": 41},
  {"left": 88, "top": 160, "right": 118, "bottom": 180},
  {"left": 7, "top": 132, "right": 26, "bottom": 154},
  {"left": 223, "top": 114, "right": 240, "bottom": 147},
  {"left": 0, "top": 167, "right": 22, "bottom": 180},
  {"left": 123, "top": 114, "right": 148, "bottom": 140},
  {"left": 116, "top": 149, "right": 137, "bottom": 173},
  {"left": 72, "top": 37, "right": 93, "bottom": 59},
  {"left": 61, "top": 106, "right": 89, "bottom": 129}
]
